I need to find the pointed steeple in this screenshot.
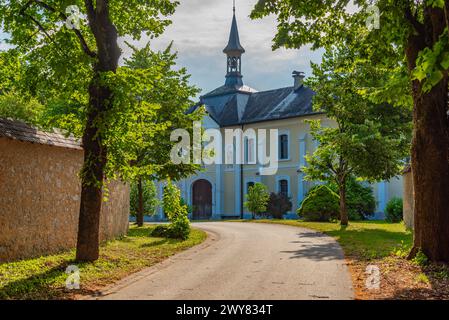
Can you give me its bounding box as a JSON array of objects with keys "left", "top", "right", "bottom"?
[
  {"left": 223, "top": 5, "right": 245, "bottom": 54},
  {"left": 224, "top": 1, "right": 245, "bottom": 87}
]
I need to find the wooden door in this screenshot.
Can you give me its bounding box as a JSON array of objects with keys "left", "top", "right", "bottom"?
[{"left": 192, "top": 179, "right": 212, "bottom": 220}]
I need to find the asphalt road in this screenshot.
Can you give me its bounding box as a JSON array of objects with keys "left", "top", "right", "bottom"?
[{"left": 96, "top": 222, "right": 354, "bottom": 300}]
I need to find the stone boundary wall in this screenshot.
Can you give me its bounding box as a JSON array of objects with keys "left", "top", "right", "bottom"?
[{"left": 0, "top": 137, "right": 129, "bottom": 262}]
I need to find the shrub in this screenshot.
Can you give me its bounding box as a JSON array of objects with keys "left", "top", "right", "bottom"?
[
  {"left": 151, "top": 225, "right": 170, "bottom": 238},
  {"left": 385, "top": 197, "right": 403, "bottom": 223},
  {"left": 151, "top": 180, "right": 191, "bottom": 240},
  {"left": 130, "top": 180, "right": 159, "bottom": 217},
  {"left": 329, "top": 178, "right": 376, "bottom": 220},
  {"left": 267, "top": 192, "right": 293, "bottom": 219},
  {"left": 245, "top": 183, "right": 270, "bottom": 219},
  {"left": 298, "top": 185, "right": 339, "bottom": 222}
]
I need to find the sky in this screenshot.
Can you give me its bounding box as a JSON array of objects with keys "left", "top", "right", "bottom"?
[
  {"left": 120, "top": 0, "right": 324, "bottom": 97},
  {"left": 0, "top": 0, "right": 324, "bottom": 97}
]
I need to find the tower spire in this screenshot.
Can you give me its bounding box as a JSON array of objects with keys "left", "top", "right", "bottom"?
[{"left": 223, "top": 1, "right": 245, "bottom": 87}]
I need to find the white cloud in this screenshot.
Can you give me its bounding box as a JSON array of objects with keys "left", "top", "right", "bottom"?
[{"left": 122, "top": 0, "right": 324, "bottom": 96}]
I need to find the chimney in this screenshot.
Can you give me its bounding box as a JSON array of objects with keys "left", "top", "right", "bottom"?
[{"left": 292, "top": 71, "right": 305, "bottom": 90}]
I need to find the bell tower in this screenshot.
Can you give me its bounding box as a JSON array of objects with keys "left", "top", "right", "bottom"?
[{"left": 223, "top": 2, "right": 245, "bottom": 87}]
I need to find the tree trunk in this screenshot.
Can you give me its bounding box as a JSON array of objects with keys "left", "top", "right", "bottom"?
[
  {"left": 339, "top": 181, "right": 349, "bottom": 226},
  {"left": 410, "top": 79, "right": 449, "bottom": 262},
  {"left": 405, "top": 6, "right": 449, "bottom": 262},
  {"left": 137, "top": 178, "right": 144, "bottom": 227},
  {"left": 76, "top": 2, "right": 121, "bottom": 262}
]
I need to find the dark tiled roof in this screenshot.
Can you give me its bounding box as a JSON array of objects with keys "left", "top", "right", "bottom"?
[
  {"left": 202, "top": 84, "right": 257, "bottom": 98},
  {"left": 195, "top": 84, "right": 318, "bottom": 127},
  {"left": 0, "top": 118, "right": 82, "bottom": 150}
]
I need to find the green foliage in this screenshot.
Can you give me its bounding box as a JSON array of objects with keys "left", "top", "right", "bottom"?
[
  {"left": 385, "top": 197, "right": 404, "bottom": 223},
  {"left": 250, "top": 0, "right": 447, "bottom": 100},
  {"left": 0, "top": 92, "right": 44, "bottom": 125},
  {"left": 329, "top": 178, "right": 376, "bottom": 220},
  {"left": 412, "top": 29, "right": 449, "bottom": 92},
  {"left": 0, "top": 1, "right": 188, "bottom": 187},
  {"left": 130, "top": 180, "right": 159, "bottom": 217},
  {"left": 156, "top": 180, "right": 191, "bottom": 240},
  {"left": 299, "top": 45, "right": 411, "bottom": 224},
  {"left": 267, "top": 192, "right": 293, "bottom": 219},
  {"left": 244, "top": 183, "right": 270, "bottom": 219},
  {"left": 413, "top": 250, "right": 429, "bottom": 267},
  {"left": 298, "top": 185, "right": 340, "bottom": 222}
]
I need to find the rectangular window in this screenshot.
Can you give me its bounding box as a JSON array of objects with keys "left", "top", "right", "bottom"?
[
  {"left": 245, "top": 138, "right": 256, "bottom": 164},
  {"left": 279, "top": 134, "right": 289, "bottom": 160},
  {"left": 279, "top": 179, "right": 289, "bottom": 197}
]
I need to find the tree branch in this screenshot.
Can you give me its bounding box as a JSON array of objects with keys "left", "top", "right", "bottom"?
[
  {"left": 84, "top": 0, "right": 96, "bottom": 23},
  {"left": 22, "top": 0, "right": 97, "bottom": 58},
  {"left": 404, "top": 3, "right": 425, "bottom": 35}
]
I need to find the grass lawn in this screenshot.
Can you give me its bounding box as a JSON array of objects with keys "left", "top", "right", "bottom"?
[
  {"left": 239, "top": 219, "right": 449, "bottom": 300},
  {"left": 0, "top": 225, "right": 207, "bottom": 300}
]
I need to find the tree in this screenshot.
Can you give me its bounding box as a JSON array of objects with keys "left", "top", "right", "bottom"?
[
  {"left": 162, "top": 180, "right": 190, "bottom": 240},
  {"left": 0, "top": 50, "right": 44, "bottom": 125},
  {"left": 123, "top": 42, "right": 202, "bottom": 227},
  {"left": 251, "top": 1, "right": 449, "bottom": 261},
  {"left": 1, "top": 1, "right": 178, "bottom": 261},
  {"left": 130, "top": 180, "right": 159, "bottom": 222},
  {"left": 303, "top": 46, "right": 411, "bottom": 225},
  {"left": 244, "top": 183, "right": 270, "bottom": 220},
  {"left": 267, "top": 192, "right": 292, "bottom": 219}
]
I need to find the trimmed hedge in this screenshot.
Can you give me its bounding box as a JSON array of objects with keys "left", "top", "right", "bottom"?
[{"left": 298, "top": 185, "right": 340, "bottom": 222}]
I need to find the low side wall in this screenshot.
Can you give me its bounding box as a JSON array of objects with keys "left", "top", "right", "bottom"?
[{"left": 0, "top": 138, "right": 130, "bottom": 262}]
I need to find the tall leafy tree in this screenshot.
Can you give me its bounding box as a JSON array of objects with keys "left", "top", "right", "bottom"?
[
  {"left": 123, "top": 42, "right": 202, "bottom": 227},
  {"left": 252, "top": 0, "right": 449, "bottom": 262},
  {"left": 304, "top": 46, "right": 412, "bottom": 226},
  {"left": 0, "top": 0, "right": 178, "bottom": 261}
]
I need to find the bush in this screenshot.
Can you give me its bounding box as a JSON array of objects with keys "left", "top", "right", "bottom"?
[
  {"left": 245, "top": 183, "right": 270, "bottom": 219},
  {"left": 130, "top": 180, "right": 159, "bottom": 217},
  {"left": 328, "top": 178, "right": 376, "bottom": 220},
  {"left": 267, "top": 192, "right": 293, "bottom": 219},
  {"left": 385, "top": 197, "right": 403, "bottom": 223},
  {"left": 298, "top": 185, "right": 339, "bottom": 222},
  {"left": 156, "top": 180, "right": 191, "bottom": 240},
  {"left": 151, "top": 225, "right": 170, "bottom": 238}
]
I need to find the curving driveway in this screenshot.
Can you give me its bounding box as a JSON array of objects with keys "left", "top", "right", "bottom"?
[{"left": 96, "top": 222, "right": 354, "bottom": 300}]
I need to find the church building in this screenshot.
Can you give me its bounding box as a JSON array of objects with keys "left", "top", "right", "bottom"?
[{"left": 154, "top": 7, "right": 403, "bottom": 220}]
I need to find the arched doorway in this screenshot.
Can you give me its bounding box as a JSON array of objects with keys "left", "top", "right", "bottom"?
[{"left": 192, "top": 179, "right": 213, "bottom": 220}]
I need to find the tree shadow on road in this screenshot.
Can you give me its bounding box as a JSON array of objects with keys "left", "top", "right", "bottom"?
[{"left": 282, "top": 239, "right": 344, "bottom": 262}]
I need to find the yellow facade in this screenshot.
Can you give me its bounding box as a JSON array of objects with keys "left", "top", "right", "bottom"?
[{"left": 155, "top": 114, "right": 403, "bottom": 220}]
